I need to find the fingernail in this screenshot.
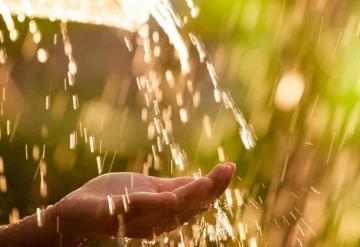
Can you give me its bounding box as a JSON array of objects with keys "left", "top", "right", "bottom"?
[{"left": 225, "top": 162, "right": 236, "bottom": 173}]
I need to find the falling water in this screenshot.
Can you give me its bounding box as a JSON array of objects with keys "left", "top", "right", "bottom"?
[
  {"left": 0, "top": 0, "right": 255, "bottom": 151},
  {"left": 0, "top": 0, "right": 258, "bottom": 245}
]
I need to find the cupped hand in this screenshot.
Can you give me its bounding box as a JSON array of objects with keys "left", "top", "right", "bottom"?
[{"left": 55, "top": 163, "right": 236, "bottom": 240}]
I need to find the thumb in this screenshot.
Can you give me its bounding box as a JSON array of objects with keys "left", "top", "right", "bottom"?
[{"left": 206, "top": 163, "right": 236, "bottom": 197}]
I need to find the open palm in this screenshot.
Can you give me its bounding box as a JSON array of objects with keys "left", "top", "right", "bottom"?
[{"left": 55, "top": 163, "right": 236, "bottom": 241}]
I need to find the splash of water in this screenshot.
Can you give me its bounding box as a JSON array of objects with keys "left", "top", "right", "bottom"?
[
  {"left": 0, "top": 0, "right": 153, "bottom": 31},
  {"left": 0, "top": 2, "right": 255, "bottom": 150},
  {"left": 0, "top": 0, "right": 258, "bottom": 244}
]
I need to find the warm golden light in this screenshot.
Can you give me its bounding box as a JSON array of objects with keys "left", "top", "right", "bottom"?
[
  {"left": 275, "top": 71, "right": 305, "bottom": 112},
  {"left": 36, "top": 48, "right": 48, "bottom": 63}
]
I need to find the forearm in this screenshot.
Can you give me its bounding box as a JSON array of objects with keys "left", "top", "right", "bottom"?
[{"left": 0, "top": 205, "right": 59, "bottom": 247}]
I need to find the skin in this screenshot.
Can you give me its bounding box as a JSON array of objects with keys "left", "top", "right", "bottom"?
[{"left": 0, "top": 163, "right": 236, "bottom": 246}]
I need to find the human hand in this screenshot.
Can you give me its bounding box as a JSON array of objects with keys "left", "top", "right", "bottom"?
[{"left": 54, "top": 163, "right": 236, "bottom": 241}]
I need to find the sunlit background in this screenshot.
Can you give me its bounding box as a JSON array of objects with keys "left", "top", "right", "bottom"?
[{"left": 1, "top": 0, "right": 360, "bottom": 246}]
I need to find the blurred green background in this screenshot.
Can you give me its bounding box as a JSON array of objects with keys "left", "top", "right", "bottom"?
[{"left": 1, "top": 0, "right": 360, "bottom": 246}]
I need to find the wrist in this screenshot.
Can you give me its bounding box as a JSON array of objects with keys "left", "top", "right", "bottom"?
[{"left": 0, "top": 205, "right": 60, "bottom": 247}]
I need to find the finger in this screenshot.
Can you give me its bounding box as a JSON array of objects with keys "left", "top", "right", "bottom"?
[
  {"left": 125, "top": 210, "right": 178, "bottom": 239},
  {"left": 153, "top": 215, "right": 178, "bottom": 235},
  {"left": 170, "top": 177, "right": 214, "bottom": 225},
  {"left": 127, "top": 191, "right": 177, "bottom": 210},
  {"left": 173, "top": 177, "right": 214, "bottom": 207},
  {"left": 156, "top": 177, "right": 195, "bottom": 192},
  {"left": 170, "top": 164, "right": 235, "bottom": 223},
  {"left": 206, "top": 163, "right": 236, "bottom": 197}
]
